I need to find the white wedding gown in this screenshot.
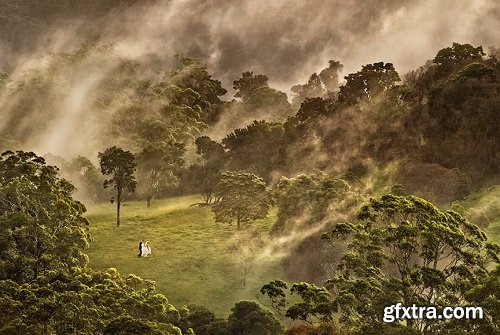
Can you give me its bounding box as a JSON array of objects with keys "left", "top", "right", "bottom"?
[{"left": 141, "top": 244, "right": 151, "bottom": 257}]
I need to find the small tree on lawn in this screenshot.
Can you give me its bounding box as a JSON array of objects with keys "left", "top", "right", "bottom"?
[
  {"left": 212, "top": 171, "right": 272, "bottom": 230},
  {"left": 98, "top": 146, "right": 137, "bottom": 227}
]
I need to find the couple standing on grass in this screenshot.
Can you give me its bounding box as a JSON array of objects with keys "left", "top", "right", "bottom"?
[{"left": 138, "top": 240, "right": 152, "bottom": 257}]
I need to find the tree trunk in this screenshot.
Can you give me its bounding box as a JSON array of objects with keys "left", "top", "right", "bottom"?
[
  {"left": 116, "top": 188, "right": 121, "bottom": 227},
  {"left": 243, "top": 266, "right": 247, "bottom": 287},
  {"left": 146, "top": 197, "right": 151, "bottom": 208}
]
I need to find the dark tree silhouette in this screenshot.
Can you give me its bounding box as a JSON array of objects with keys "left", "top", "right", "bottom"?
[{"left": 98, "top": 146, "right": 137, "bottom": 227}]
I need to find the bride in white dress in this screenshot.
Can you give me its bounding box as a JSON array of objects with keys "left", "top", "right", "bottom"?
[{"left": 142, "top": 241, "right": 151, "bottom": 257}]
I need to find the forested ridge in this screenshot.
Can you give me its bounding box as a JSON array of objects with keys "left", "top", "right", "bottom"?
[{"left": 0, "top": 3, "right": 499, "bottom": 333}]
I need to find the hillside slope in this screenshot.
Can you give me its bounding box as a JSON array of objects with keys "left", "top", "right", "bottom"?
[{"left": 85, "top": 195, "right": 282, "bottom": 316}]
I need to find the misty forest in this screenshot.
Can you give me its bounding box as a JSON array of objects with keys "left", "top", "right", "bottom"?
[{"left": 0, "top": 1, "right": 499, "bottom": 335}]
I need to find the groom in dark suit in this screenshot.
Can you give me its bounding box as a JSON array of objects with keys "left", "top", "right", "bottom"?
[{"left": 138, "top": 240, "right": 143, "bottom": 257}]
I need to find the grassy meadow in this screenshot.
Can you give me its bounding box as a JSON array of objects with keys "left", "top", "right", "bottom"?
[
  {"left": 85, "top": 195, "right": 283, "bottom": 317},
  {"left": 84, "top": 189, "right": 500, "bottom": 317},
  {"left": 461, "top": 185, "right": 500, "bottom": 245}
]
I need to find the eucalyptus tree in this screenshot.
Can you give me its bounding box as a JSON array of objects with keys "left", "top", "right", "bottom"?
[
  {"left": 98, "top": 146, "right": 137, "bottom": 227},
  {"left": 262, "top": 195, "right": 499, "bottom": 334}
]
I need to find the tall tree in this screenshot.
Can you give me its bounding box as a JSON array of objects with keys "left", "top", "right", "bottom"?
[
  {"left": 222, "top": 121, "right": 286, "bottom": 181},
  {"left": 0, "top": 151, "right": 90, "bottom": 282},
  {"left": 136, "top": 145, "right": 180, "bottom": 208},
  {"left": 339, "top": 62, "right": 400, "bottom": 104},
  {"left": 262, "top": 195, "right": 499, "bottom": 334},
  {"left": 168, "top": 56, "right": 227, "bottom": 125},
  {"left": 0, "top": 268, "right": 182, "bottom": 334},
  {"left": 212, "top": 172, "right": 272, "bottom": 230},
  {"left": 323, "top": 195, "right": 498, "bottom": 333},
  {"left": 422, "top": 56, "right": 500, "bottom": 175},
  {"left": 98, "top": 146, "right": 137, "bottom": 227},
  {"left": 194, "top": 136, "right": 227, "bottom": 204}
]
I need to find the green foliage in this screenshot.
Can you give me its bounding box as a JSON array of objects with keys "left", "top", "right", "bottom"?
[
  {"left": 293, "top": 98, "right": 330, "bottom": 125},
  {"left": 0, "top": 269, "right": 182, "bottom": 335},
  {"left": 390, "top": 184, "right": 407, "bottom": 196},
  {"left": 104, "top": 315, "right": 182, "bottom": 335},
  {"left": 189, "top": 136, "right": 228, "bottom": 204},
  {"left": 179, "top": 304, "right": 227, "bottom": 335},
  {"left": 453, "top": 62, "right": 495, "bottom": 82},
  {"left": 291, "top": 74, "right": 324, "bottom": 106},
  {"left": 261, "top": 281, "right": 337, "bottom": 324},
  {"left": 260, "top": 280, "right": 288, "bottom": 311},
  {"left": 98, "top": 146, "right": 137, "bottom": 226},
  {"left": 272, "top": 174, "right": 351, "bottom": 234},
  {"left": 287, "top": 283, "right": 337, "bottom": 323},
  {"left": 263, "top": 195, "right": 499, "bottom": 334},
  {"left": 167, "top": 56, "right": 227, "bottom": 125},
  {"left": 196, "top": 136, "right": 226, "bottom": 165},
  {"left": 339, "top": 62, "right": 400, "bottom": 104},
  {"left": 98, "top": 146, "right": 137, "bottom": 191},
  {"left": 323, "top": 194, "right": 499, "bottom": 333},
  {"left": 243, "top": 86, "right": 291, "bottom": 118},
  {"left": 109, "top": 56, "right": 225, "bottom": 152},
  {"left": 223, "top": 121, "right": 286, "bottom": 180},
  {"left": 0, "top": 151, "right": 90, "bottom": 283},
  {"left": 462, "top": 265, "right": 500, "bottom": 333},
  {"left": 227, "top": 300, "right": 283, "bottom": 335},
  {"left": 0, "top": 150, "right": 187, "bottom": 334},
  {"left": 212, "top": 172, "right": 272, "bottom": 230},
  {"left": 423, "top": 53, "right": 500, "bottom": 175}
]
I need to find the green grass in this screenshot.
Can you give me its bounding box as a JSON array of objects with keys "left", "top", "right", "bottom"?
[
  {"left": 459, "top": 185, "right": 500, "bottom": 244},
  {"left": 85, "top": 195, "right": 282, "bottom": 317},
  {"left": 84, "top": 189, "right": 500, "bottom": 318}
]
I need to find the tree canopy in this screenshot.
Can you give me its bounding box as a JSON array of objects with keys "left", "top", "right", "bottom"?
[
  {"left": 98, "top": 146, "right": 137, "bottom": 226},
  {"left": 227, "top": 301, "right": 283, "bottom": 335},
  {"left": 339, "top": 62, "right": 400, "bottom": 104},
  {"left": 0, "top": 151, "right": 90, "bottom": 283},
  {"left": 262, "top": 194, "right": 500, "bottom": 334},
  {"left": 212, "top": 172, "right": 272, "bottom": 230}
]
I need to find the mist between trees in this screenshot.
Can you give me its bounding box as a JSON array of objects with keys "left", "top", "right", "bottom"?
[{"left": 1, "top": 39, "right": 499, "bottom": 335}]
